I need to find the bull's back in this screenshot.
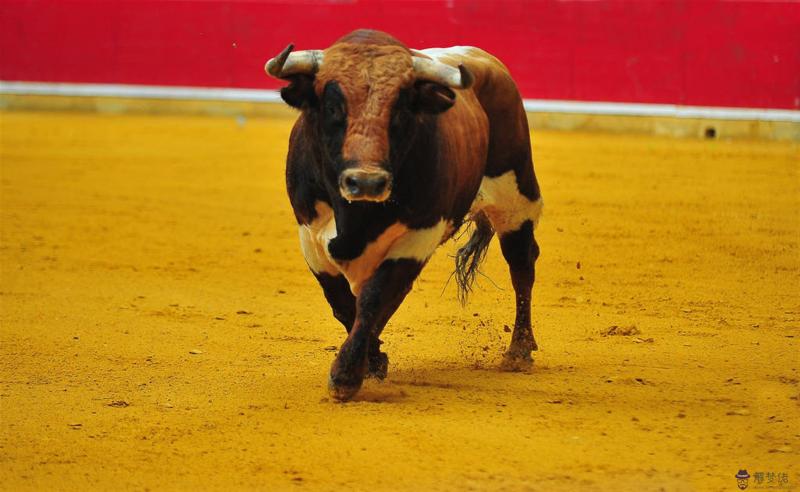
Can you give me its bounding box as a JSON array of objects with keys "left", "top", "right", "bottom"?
[
  {"left": 419, "top": 47, "right": 521, "bottom": 115},
  {"left": 418, "top": 46, "right": 539, "bottom": 201}
]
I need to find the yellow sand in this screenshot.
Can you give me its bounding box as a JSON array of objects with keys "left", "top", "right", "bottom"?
[{"left": 1, "top": 110, "right": 798, "bottom": 491}]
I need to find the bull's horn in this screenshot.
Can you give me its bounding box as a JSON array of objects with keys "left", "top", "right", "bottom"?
[
  {"left": 412, "top": 57, "right": 474, "bottom": 90},
  {"left": 265, "top": 44, "right": 323, "bottom": 78}
]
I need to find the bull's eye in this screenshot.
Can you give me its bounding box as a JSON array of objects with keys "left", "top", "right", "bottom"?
[
  {"left": 391, "top": 109, "right": 411, "bottom": 129},
  {"left": 390, "top": 90, "right": 413, "bottom": 133},
  {"left": 320, "top": 81, "right": 347, "bottom": 162},
  {"left": 322, "top": 82, "right": 347, "bottom": 131},
  {"left": 325, "top": 102, "right": 345, "bottom": 126}
]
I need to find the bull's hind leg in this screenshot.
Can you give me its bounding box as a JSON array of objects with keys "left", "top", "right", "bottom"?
[
  {"left": 480, "top": 170, "right": 543, "bottom": 372},
  {"left": 471, "top": 56, "right": 543, "bottom": 369},
  {"left": 498, "top": 220, "right": 540, "bottom": 371},
  {"left": 314, "top": 273, "right": 355, "bottom": 330}
]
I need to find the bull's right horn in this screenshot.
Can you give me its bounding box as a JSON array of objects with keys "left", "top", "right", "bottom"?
[
  {"left": 265, "top": 44, "right": 323, "bottom": 79},
  {"left": 412, "top": 57, "right": 474, "bottom": 90}
]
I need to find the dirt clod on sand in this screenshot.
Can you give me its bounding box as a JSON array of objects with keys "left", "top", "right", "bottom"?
[
  {"left": 601, "top": 325, "right": 641, "bottom": 336},
  {"left": 1, "top": 111, "right": 798, "bottom": 490}
]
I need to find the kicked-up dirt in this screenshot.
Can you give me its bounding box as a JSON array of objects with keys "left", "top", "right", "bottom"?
[{"left": 0, "top": 110, "right": 798, "bottom": 491}]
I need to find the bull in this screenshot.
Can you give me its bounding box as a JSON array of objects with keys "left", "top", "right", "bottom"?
[{"left": 265, "top": 30, "right": 542, "bottom": 400}]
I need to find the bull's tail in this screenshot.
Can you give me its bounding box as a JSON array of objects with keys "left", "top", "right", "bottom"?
[{"left": 454, "top": 211, "right": 494, "bottom": 305}]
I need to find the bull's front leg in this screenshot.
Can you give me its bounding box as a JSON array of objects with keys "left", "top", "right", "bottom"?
[
  {"left": 313, "top": 271, "right": 388, "bottom": 380},
  {"left": 328, "top": 258, "right": 423, "bottom": 401}
]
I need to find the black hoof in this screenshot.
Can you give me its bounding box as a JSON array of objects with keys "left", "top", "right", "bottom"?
[
  {"left": 328, "top": 374, "right": 362, "bottom": 401},
  {"left": 328, "top": 356, "right": 367, "bottom": 401},
  {"left": 366, "top": 352, "right": 389, "bottom": 380},
  {"left": 500, "top": 348, "right": 534, "bottom": 372}
]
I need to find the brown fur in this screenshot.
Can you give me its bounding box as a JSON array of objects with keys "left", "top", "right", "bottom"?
[
  {"left": 426, "top": 48, "right": 540, "bottom": 199},
  {"left": 316, "top": 31, "right": 414, "bottom": 166}
]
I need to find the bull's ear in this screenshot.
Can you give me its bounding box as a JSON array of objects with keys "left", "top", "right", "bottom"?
[
  {"left": 280, "top": 74, "right": 318, "bottom": 109},
  {"left": 414, "top": 81, "right": 456, "bottom": 114}
]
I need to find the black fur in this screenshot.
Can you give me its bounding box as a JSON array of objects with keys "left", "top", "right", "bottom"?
[
  {"left": 280, "top": 74, "right": 318, "bottom": 109},
  {"left": 454, "top": 212, "right": 494, "bottom": 305},
  {"left": 320, "top": 81, "right": 348, "bottom": 177},
  {"left": 314, "top": 272, "right": 355, "bottom": 330},
  {"left": 499, "top": 220, "right": 540, "bottom": 354}
]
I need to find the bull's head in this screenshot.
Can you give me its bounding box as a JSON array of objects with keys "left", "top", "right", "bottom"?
[{"left": 265, "top": 30, "right": 473, "bottom": 203}]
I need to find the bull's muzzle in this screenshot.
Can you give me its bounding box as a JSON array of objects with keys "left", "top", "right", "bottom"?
[{"left": 339, "top": 168, "right": 392, "bottom": 203}]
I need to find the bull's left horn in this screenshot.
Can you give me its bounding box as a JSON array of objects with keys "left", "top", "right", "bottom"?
[
  {"left": 412, "top": 57, "right": 474, "bottom": 90},
  {"left": 265, "top": 45, "right": 323, "bottom": 79}
]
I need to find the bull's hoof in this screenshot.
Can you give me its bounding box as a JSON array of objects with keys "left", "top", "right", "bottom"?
[
  {"left": 328, "top": 338, "right": 369, "bottom": 401},
  {"left": 328, "top": 375, "right": 362, "bottom": 402},
  {"left": 500, "top": 350, "right": 534, "bottom": 372},
  {"left": 366, "top": 352, "right": 389, "bottom": 380},
  {"left": 328, "top": 361, "right": 367, "bottom": 401}
]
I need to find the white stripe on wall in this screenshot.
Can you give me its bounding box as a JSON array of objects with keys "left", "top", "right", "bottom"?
[
  {"left": 521, "top": 99, "right": 799, "bottom": 122},
  {"left": 1, "top": 80, "right": 798, "bottom": 122},
  {"left": 0, "top": 81, "right": 284, "bottom": 103}
]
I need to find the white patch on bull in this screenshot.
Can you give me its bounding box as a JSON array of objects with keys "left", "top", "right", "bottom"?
[
  {"left": 386, "top": 219, "right": 449, "bottom": 262},
  {"left": 299, "top": 202, "right": 449, "bottom": 295},
  {"left": 336, "top": 223, "right": 407, "bottom": 295},
  {"left": 298, "top": 202, "right": 338, "bottom": 276},
  {"left": 470, "top": 170, "right": 543, "bottom": 233},
  {"left": 418, "top": 46, "right": 478, "bottom": 60}
]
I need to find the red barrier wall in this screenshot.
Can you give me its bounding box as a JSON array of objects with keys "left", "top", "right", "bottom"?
[{"left": 1, "top": 1, "right": 798, "bottom": 109}]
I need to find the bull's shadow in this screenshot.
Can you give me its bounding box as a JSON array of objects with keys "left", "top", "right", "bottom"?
[{"left": 344, "top": 360, "right": 561, "bottom": 404}]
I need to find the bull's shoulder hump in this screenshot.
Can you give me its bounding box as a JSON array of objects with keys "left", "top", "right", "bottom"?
[
  {"left": 415, "top": 46, "right": 509, "bottom": 75},
  {"left": 417, "top": 46, "right": 478, "bottom": 57},
  {"left": 416, "top": 46, "right": 485, "bottom": 63}
]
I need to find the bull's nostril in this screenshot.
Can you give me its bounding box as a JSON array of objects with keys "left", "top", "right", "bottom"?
[{"left": 344, "top": 176, "right": 359, "bottom": 194}]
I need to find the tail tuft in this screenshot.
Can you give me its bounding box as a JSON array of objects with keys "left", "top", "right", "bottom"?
[{"left": 454, "top": 212, "right": 494, "bottom": 305}]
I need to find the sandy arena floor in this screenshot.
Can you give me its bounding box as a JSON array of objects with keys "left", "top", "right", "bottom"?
[{"left": 1, "top": 110, "right": 798, "bottom": 491}]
